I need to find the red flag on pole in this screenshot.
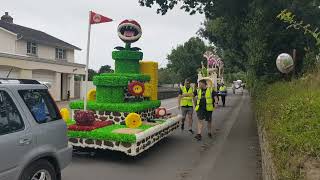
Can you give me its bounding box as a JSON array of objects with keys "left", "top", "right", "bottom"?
[
  {"left": 84, "top": 11, "right": 113, "bottom": 110},
  {"left": 90, "top": 11, "right": 113, "bottom": 24}
]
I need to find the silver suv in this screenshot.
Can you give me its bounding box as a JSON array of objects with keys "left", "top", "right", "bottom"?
[{"left": 0, "top": 79, "right": 72, "bottom": 180}]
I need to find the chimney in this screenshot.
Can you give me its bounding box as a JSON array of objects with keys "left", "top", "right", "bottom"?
[{"left": 1, "top": 12, "right": 13, "bottom": 23}]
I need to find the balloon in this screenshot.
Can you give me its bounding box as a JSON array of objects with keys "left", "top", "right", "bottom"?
[{"left": 276, "top": 53, "right": 294, "bottom": 74}]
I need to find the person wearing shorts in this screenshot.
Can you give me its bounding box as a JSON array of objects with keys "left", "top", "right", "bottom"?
[
  {"left": 193, "top": 79, "right": 217, "bottom": 141},
  {"left": 178, "top": 79, "right": 194, "bottom": 134}
]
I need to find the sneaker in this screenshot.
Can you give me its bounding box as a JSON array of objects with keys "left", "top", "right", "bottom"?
[
  {"left": 181, "top": 123, "right": 185, "bottom": 130},
  {"left": 195, "top": 134, "right": 202, "bottom": 141},
  {"left": 189, "top": 129, "right": 194, "bottom": 134},
  {"left": 208, "top": 133, "right": 213, "bottom": 138}
]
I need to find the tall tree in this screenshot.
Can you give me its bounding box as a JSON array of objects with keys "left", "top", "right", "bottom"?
[
  {"left": 167, "top": 37, "right": 208, "bottom": 83},
  {"left": 158, "top": 68, "right": 179, "bottom": 85},
  {"left": 86, "top": 69, "right": 97, "bottom": 81},
  {"left": 138, "top": 0, "right": 320, "bottom": 85}
]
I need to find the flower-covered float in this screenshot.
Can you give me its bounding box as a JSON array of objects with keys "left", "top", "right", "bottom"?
[
  {"left": 198, "top": 50, "right": 225, "bottom": 89},
  {"left": 66, "top": 19, "right": 181, "bottom": 156}
]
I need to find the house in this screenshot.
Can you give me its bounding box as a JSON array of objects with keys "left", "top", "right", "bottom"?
[{"left": 0, "top": 12, "right": 86, "bottom": 101}]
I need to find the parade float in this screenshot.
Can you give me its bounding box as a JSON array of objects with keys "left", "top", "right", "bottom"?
[
  {"left": 197, "top": 50, "right": 224, "bottom": 89},
  {"left": 65, "top": 19, "right": 181, "bottom": 156}
]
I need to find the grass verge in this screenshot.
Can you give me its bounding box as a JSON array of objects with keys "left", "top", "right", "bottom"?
[{"left": 255, "top": 73, "right": 320, "bottom": 179}]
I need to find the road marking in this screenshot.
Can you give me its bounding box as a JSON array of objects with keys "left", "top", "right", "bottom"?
[{"left": 167, "top": 106, "right": 179, "bottom": 111}]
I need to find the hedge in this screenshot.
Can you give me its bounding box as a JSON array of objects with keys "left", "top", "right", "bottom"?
[
  {"left": 99, "top": 73, "right": 150, "bottom": 81},
  {"left": 112, "top": 50, "right": 143, "bottom": 61},
  {"left": 93, "top": 73, "right": 150, "bottom": 86},
  {"left": 70, "top": 100, "right": 161, "bottom": 112},
  {"left": 115, "top": 59, "right": 140, "bottom": 74}
]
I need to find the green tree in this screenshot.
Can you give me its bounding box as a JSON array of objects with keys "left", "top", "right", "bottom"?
[
  {"left": 86, "top": 65, "right": 114, "bottom": 81},
  {"left": 88, "top": 69, "right": 97, "bottom": 81},
  {"left": 167, "top": 37, "right": 208, "bottom": 83},
  {"left": 139, "top": 0, "right": 320, "bottom": 86},
  {"left": 98, "top": 65, "right": 114, "bottom": 74},
  {"left": 158, "top": 68, "right": 178, "bottom": 85}
]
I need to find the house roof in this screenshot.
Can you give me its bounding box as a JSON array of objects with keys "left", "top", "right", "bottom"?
[{"left": 0, "top": 20, "right": 81, "bottom": 50}]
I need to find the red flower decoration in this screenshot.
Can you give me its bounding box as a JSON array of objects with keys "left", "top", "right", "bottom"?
[
  {"left": 128, "top": 81, "right": 145, "bottom": 96},
  {"left": 74, "top": 110, "right": 95, "bottom": 126}
]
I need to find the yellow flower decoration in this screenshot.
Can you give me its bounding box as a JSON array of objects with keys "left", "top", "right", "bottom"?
[
  {"left": 60, "top": 108, "right": 70, "bottom": 121},
  {"left": 125, "top": 113, "right": 142, "bottom": 128},
  {"left": 87, "top": 89, "right": 96, "bottom": 101},
  {"left": 133, "top": 84, "right": 143, "bottom": 94}
]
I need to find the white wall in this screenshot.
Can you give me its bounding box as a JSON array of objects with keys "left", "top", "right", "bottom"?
[
  {"left": 15, "top": 40, "right": 76, "bottom": 62},
  {"left": 0, "top": 55, "right": 85, "bottom": 75},
  {"left": 19, "top": 69, "right": 32, "bottom": 79},
  {"left": 69, "top": 74, "right": 75, "bottom": 98},
  {"left": 67, "top": 50, "right": 74, "bottom": 63},
  {"left": 80, "top": 81, "right": 95, "bottom": 100},
  {"left": 32, "top": 70, "right": 55, "bottom": 83},
  {"left": 15, "top": 40, "right": 56, "bottom": 60},
  {"left": 15, "top": 40, "right": 26, "bottom": 55},
  {"left": 0, "top": 65, "right": 19, "bottom": 78},
  {"left": 38, "top": 44, "right": 55, "bottom": 60},
  {"left": 0, "top": 28, "right": 16, "bottom": 54},
  {"left": 52, "top": 72, "right": 61, "bottom": 101}
]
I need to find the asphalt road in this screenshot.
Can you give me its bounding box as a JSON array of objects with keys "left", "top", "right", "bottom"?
[{"left": 62, "top": 90, "right": 261, "bottom": 180}]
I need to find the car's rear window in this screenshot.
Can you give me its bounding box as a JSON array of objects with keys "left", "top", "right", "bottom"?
[{"left": 19, "top": 89, "right": 62, "bottom": 123}]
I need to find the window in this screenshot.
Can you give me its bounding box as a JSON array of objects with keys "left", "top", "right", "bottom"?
[
  {"left": 27, "top": 42, "right": 37, "bottom": 55},
  {"left": 19, "top": 89, "right": 61, "bottom": 123},
  {"left": 0, "top": 91, "right": 24, "bottom": 135},
  {"left": 55, "top": 48, "right": 67, "bottom": 60}
]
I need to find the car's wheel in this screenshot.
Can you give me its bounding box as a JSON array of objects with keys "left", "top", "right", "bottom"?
[{"left": 20, "top": 160, "right": 57, "bottom": 180}]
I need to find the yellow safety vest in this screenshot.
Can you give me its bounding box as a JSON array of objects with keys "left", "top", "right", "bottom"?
[
  {"left": 219, "top": 86, "right": 227, "bottom": 92},
  {"left": 180, "top": 86, "right": 193, "bottom": 107},
  {"left": 195, "top": 88, "right": 214, "bottom": 111}
]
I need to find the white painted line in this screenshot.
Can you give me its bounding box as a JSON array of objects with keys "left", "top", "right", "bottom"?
[{"left": 167, "top": 106, "right": 179, "bottom": 111}]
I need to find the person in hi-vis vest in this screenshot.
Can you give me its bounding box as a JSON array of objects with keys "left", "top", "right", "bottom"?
[
  {"left": 219, "top": 82, "right": 227, "bottom": 107},
  {"left": 178, "top": 79, "right": 194, "bottom": 134},
  {"left": 193, "top": 79, "right": 218, "bottom": 141}
]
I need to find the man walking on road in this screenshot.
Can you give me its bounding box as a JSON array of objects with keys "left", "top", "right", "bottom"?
[
  {"left": 219, "top": 82, "right": 227, "bottom": 107},
  {"left": 193, "top": 79, "right": 217, "bottom": 141},
  {"left": 178, "top": 78, "right": 194, "bottom": 134}
]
